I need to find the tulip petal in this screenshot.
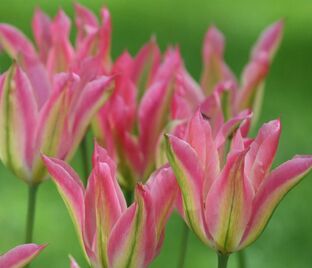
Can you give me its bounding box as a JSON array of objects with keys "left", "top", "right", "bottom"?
[
  {"left": 89, "top": 161, "right": 127, "bottom": 267},
  {"left": 32, "top": 8, "right": 52, "bottom": 63},
  {"left": 108, "top": 185, "right": 157, "bottom": 268},
  {"left": 215, "top": 109, "right": 252, "bottom": 150},
  {"left": 200, "top": 26, "right": 236, "bottom": 95},
  {"left": 33, "top": 73, "right": 78, "bottom": 181},
  {"left": 173, "top": 67, "right": 204, "bottom": 119},
  {"left": 165, "top": 134, "right": 209, "bottom": 244},
  {"left": 205, "top": 151, "right": 253, "bottom": 253},
  {"left": 69, "top": 256, "right": 81, "bottom": 268},
  {"left": 235, "top": 52, "right": 269, "bottom": 117},
  {"left": 146, "top": 165, "right": 178, "bottom": 242},
  {"left": 185, "top": 110, "right": 220, "bottom": 196},
  {"left": 0, "top": 65, "right": 38, "bottom": 182},
  {"left": 240, "top": 156, "right": 312, "bottom": 249},
  {"left": 47, "top": 10, "right": 74, "bottom": 74},
  {"left": 252, "top": 20, "right": 284, "bottom": 61},
  {"left": 0, "top": 24, "right": 50, "bottom": 107},
  {"left": 0, "top": 24, "right": 36, "bottom": 58},
  {"left": 74, "top": 3, "right": 98, "bottom": 46},
  {"left": 42, "top": 156, "right": 88, "bottom": 259},
  {"left": 132, "top": 38, "right": 161, "bottom": 100},
  {"left": 235, "top": 21, "right": 283, "bottom": 123},
  {"left": 200, "top": 93, "right": 224, "bottom": 137},
  {"left": 67, "top": 75, "right": 114, "bottom": 161},
  {"left": 139, "top": 49, "right": 180, "bottom": 179},
  {"left": 245, "top": 119, "right": 281, "bottom": 191},
  {"left": 0, "top": 244, "right": 45, "bottom": 268}
]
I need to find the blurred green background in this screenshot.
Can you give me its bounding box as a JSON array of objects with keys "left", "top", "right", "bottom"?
[{"left": 1, "top": 0, "right": 312, "bottom": 267}]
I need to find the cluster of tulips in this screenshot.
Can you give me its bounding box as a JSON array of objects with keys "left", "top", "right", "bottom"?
[{"left": 0, "top": 4, "right": 311, "bottom": 268}]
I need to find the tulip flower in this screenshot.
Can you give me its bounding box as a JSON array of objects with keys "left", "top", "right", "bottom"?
[
  {"left": 0, "top": 4, "right": 111, "bottom": 81},
  {"left": 0, "top": 243, "right": 46, "bottom": 268},
  {"left": 174, "top": 20, "right": 284, "bottom": 126},
  {"left": 43, "top": 144, "right": 178, "bottom": 268},
  {"left": 0, "top": 65, "right": 113, "bottom": 185},
  {"left": 93, "top": 44, "right": 181, "bottom": 191},
  {"left": 166, "top": 110, "right": 312, "bottom": 267}
]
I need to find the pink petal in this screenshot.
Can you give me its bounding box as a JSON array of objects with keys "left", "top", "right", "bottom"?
[
  {"left": 240, "top": 156, "right": 312, "bottom": 249},
  {"left": 88, "top": 161, "right": 127, "bottom": 266},
  {"left": 205, "top": 150, "right": 253, "bottom": 253},
  {"left": 69, "top": 256, "right": 81, "bottom": 268},
  {"left": 165, "top": 134, "right": 209, "bottom": 244},
  {"left": 172, "top": 67, "right": 204, "bottom": 119},
  {"left": 67, "top": 75, "right": 114, "bottom": 161},
  {"left": 245, "top": 119, "right": 281, "bottom": 191},
  {"left": 47, "top": 10, "right": 74, "bottom": 74},
  {"left": 146, "top": 165, "right": 178, "bottom": 241},
  {"left": 200, "top": 93, "right": 224, "bottom": 137},
  {"left": 252, "top": 20, "right": 284, "bottom": 61},
  {"left": 42, "top": 156, "right": 88, "bottom": 258},
  {"left": 0, "top": 24, "right": 50, "bottom": 107},
  {"left": 235, "top": 52, "right": 269, "bottom": 115},
  {"left": 200, "top": 26, "right": 236, "bottom": 95},
  {"left": 74, "top": 3, "right": 98, "bottom": 46},
  {"left": 139, "top": 49, "right": 181, "bottom": 178},
  {"left": 0, "top": 24, "right": 36, "bottom": 58},
  {"left": 0, "top": 66, "right": 38, "bottom": 183},
  {"left": 32, "top": 8, "right": 52, "bottom": 63},
  {"left": 0, "top": 244, "right": 46, "bottom": 268},
  {"left": 108, "top": 185, "right": 157, "bottom": 268},
  {"left": 215, "top": 109, "right": 252, "bottom": 150},
  {"left": 33, "top": 73, "right": 78, "bottom": 181},
  {"left": 132, "top": 38, "right": 161, "bottom": 100},
  {"left": 185, "top": 110, "right": 220, "bottom": 196}
]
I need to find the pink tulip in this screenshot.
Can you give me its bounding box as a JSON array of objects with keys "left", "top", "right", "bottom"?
[
  {"left": 93, "top": 44, "right": 181, "bottom": 189},
  {"left": 0, "top": 243, "right": 46, "bottom": 268},
  {"left": 0, "top": 5, "right": 115, "bottom": 184},
  {"left": 0, "top": 4, "right": 111, "bottom": 80},
  {"left": 175, "top": 21, "right": 284, "bottom": 126},
  {"left": 43, "top": 144, "right": 178, "bottom": 268},
  {"left": 0, "top": 64, "right": 113, "bottom": 184},
  {"left": 166, "top": 110, "right": 312, "bottom": 255}
]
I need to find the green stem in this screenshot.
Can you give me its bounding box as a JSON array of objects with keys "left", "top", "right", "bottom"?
[
  {"left": 217, "top": 253, "right": 229, "bottom": 268},
  {"left": 25, "top": 184, "right": 39, "bottom": 244},
  {"left": 237, "top": 250, "right": 246, "bottom": 268},
  {"left": 177, "top": 221, "right": 189, "bottom": 268},
  {"left": 80, "top": 135, "right": 90, "bottom": 185}
]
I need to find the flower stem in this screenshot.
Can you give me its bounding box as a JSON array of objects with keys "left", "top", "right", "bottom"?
[
  {"left": 237, "top": 250, "right": 246, "bottom": 268},
  {"left": 80, "top": 135, "right": 90, "bottom": 185},
  {"left": 25, "top": 184, "right": 39, "bottom": 244},
  {"left": 177, "top": 221, "right": 189, "bottom": 268},
  {"left": 217, "top": 253, "right": 229, "bottom": 268}
]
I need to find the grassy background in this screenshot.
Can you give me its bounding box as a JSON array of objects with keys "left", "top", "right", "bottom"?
[{"left": 1, "top": 0, "right": 312, "bottom": 267}]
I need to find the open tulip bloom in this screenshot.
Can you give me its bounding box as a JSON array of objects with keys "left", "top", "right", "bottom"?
[
  {"left": 43, "top": 144, "right": 178, "bottom": 268},
  {"left": 173, "top": 20, "right": 284, "bottom": 126},
  {"left": 0, "top": 64, "right": 113, "bottom": 185},
  {"left": 0, "top": 243, "right": 46, "bottom": 268},
  {"left": 166, "top": 111, "right": 312, "bottom": 267},
  {"left": 93, "top": 41, "right": 181, "bottom": 191}
]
